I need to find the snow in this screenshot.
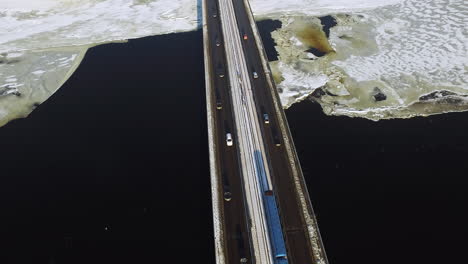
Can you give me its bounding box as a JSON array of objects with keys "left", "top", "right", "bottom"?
[
  {"left": 274, "top": 61, "right": 329, "bottom": 107},
  {"left": 0, "top": 0, "right": 198, "bottom": 53},
  {"left": 250, "top": 0, "right": 405, "bottom": 17},
  {"left": 32, "top": 70, "right": 46, "bottom": 75},
  {"left": 1, "top": 0, "right": 60, "bottom": 10}
]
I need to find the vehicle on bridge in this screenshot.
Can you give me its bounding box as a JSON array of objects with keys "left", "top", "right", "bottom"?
[
  {"left": 215, "top": 34, "right": 221, "bottom": 47},
  {"left": 211, "top": 6, "right": 217, "bottom": 18},
  {"left": 241, "top": 29, "right": 248, "bottom": 40},
  {"left": 216, "top": 63, "right": 225, "bottom": 78},
  {"left": 263, "top": 113, "right": 270, "bottom": 124},
  {"left": 215, "top": 88, "right": 222, "bottom": 110},
  {"left": 226, "top": 133, "right": 233, "bottom": 146},
  {"left": 223, "top": 189, "right": 232, "bottom": 201},
  {"left": 222, "top": 172, "right": 232, "bottom": 202},
  {"left": 260, "top": 106, "right": 269, "bottom": 124},
  {"left": 273, "top": 135, "right": 281, "bottom": 147},
  {"left": 272, "top": 128, "right": 281, "bottom": 147},
  {"left": 235, "top": 224, "right": 249, "bottom": 263}
]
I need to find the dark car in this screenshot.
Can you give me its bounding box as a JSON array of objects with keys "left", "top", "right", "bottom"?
[
  {"left": 212, "top": 7, "right": 217, "bottom": 18},
  {"left": 216, "top": 63, "right": 225, "bottom": 78},
  {"left": 215, "top": 35, "right": 222, "bottom": 47},
  {"left": 224, "top": 191, "right": 232, "bottom": 202},
  {"left": 263, "top": 113, "right": 270, "bottom": 124}
]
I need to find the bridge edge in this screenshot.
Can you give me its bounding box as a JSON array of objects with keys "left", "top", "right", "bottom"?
[
  {"left": 202, "top": 0, "right": 227, "bottom": 263},
  {"left": 241, "top": 1, "right": 330, "bottom": 263}
]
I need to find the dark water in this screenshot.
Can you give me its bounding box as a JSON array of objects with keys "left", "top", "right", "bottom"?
[
  {"left": 319, "top": 15, "right": 337, "bottom": 38},
  {"left": 0, "top": 30, "right": 213, "bottom": 263},
  {"left": 0, "top": 20, "right": 466, "bottom": 264},
  {"left": 257, "top": 20, "right": 282, "bottom": 61},
  {"left": 287, "top": 101, "right": 468, "bottom": 264}
]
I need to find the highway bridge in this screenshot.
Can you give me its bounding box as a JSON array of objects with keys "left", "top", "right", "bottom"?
[{"left": 203, "top": 0, "right": 329, "bottom": 263}]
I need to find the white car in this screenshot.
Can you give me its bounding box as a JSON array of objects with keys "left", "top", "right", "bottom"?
[
  {"left": 226, "top": 133, "right": 233, "bottom": 146},
  {"left": 253, "top": 71, "right": 258, "bottom": 79}
]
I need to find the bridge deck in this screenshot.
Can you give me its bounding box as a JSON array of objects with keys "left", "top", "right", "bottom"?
[{"left": 203, "top": 0, "right": 329, "bottom": 263}]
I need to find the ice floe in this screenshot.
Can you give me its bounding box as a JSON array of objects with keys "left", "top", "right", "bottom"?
[
  {"left": 269, "top": 0, "right": 468, "bottom": 120},
  {"left": 0, "top": 47, "right": 88, "bottom": 127}
]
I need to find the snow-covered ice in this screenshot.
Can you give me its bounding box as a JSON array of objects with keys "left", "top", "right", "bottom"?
[
  {"left": 0, "top": 0, "right": 198, "bottom": 126},
  {"left": 269, "top": 0, "right": 468, "bottom": 120},
  {"left": 250, "top": 0, "right": 405, "bottom": 18},
  {"left": 0, "top": 0, "right": 198, "bottom": 53}
]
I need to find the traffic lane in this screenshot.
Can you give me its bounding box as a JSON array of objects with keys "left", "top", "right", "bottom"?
[
  {"left": 230, "top": 1, "right": 280, "bottom": 143},
  {"left": 237, "top": 1, "right": 314, "bottom": 250},
  {"left": 208, "top": 2, "right": 249, "bottom": 263},
  {"left": 230, "top": 0, "right": 316, "bottom": 262},
  {"left": 207, "top": 1, "right": 252, "bottom": 262},
  {"left": 209, "top": 18, "right": 242, "bottom": 264},
  {"left": 219, "top": 132, "right": 252, "bottom": 263},
  {"left": 213, "top": 1, "right": 300, "bottom": 262},
  {"left": 215, "top": 64, "right": 252, "bottom": 264},
  {"left": 219, "top": 1, "right": 275, "bottom": 261},
  {"left": 212, "top": 45, "right": 250, "bottom": 264},
  {"left": 231, "top": 0, "right": 303, "bottom": 223},
  {"left": 229, "top": 1, "right": 262, "bottom": 80},
  {"left": 214, "top": 1, "right": 321, "bottom": 263}
]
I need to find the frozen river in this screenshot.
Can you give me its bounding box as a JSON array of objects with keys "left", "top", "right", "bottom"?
[{"left": 0, "top": 0, "right": 467, "bottom": 125}]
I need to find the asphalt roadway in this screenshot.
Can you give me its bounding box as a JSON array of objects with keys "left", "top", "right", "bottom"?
[
  {"left": 205, "top": 0, "right": 323, "bottom": 263},
  {"left": 205, "top": 0, "right": 253, "bottom": 263},
  {"left": 229, "top": 1, "right": 318, "bottom": 263}
]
